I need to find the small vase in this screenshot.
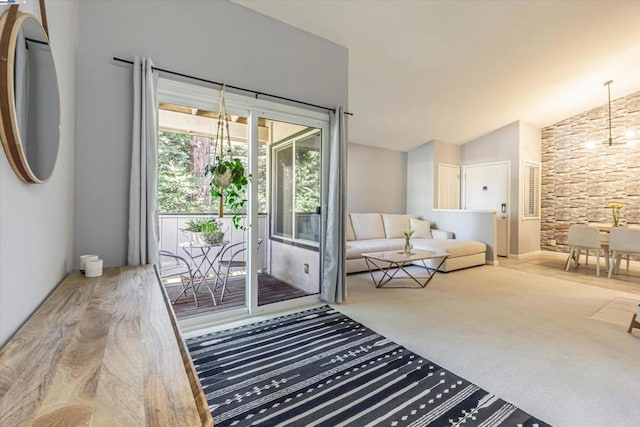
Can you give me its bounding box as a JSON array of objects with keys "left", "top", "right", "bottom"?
[
  {"left": 404, "top": 237, "right": 412, "bottom": 255},
  {"left": 612, "top": 210, "right": 620, "bottom": 227}
]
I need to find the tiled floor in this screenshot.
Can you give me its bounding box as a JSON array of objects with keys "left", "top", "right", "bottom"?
[{"left": 497, "top": 251, "right": 640, "bottom": 295}]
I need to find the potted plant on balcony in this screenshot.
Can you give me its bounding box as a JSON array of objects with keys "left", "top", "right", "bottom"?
[
  {"left": 184, "top": 217, "right": 226, "bottom": 245},
  {"left": 205, "top": 85, "right": 251, "bottom": 230}
]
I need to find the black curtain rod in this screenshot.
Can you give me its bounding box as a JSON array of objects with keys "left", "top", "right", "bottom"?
[{"left": 113, "top": 57, "right": 353, "bottom": 116}]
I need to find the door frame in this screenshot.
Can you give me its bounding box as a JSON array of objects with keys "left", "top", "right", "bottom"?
[
  {"left": 251, "top": 108, "right": 328, "bottom": 315},
  {"left": 462, "top": 161, "right": 511, "bottom": 257},
  {"left": 157, "top": 77, "right": 326, "bottom": 330}
]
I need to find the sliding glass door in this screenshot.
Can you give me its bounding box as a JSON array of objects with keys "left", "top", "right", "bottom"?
[
  {"left": 156, "top": 78, "right": 328, "bottom": 328},
  {"left": 261, "top": 120, "right": 322, "bottom": 306}
]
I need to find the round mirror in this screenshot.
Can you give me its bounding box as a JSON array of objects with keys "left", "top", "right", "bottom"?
[{"left": 0, "top": 10, "right": 60, "bottom": 183}]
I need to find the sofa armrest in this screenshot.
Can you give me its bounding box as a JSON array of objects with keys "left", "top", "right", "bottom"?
[{"left": 432, "top": 229, "right": 454, "bottom": 240}]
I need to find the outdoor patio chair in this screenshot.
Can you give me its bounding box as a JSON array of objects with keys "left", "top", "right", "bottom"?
[
  {"left": 159, "top": 250, "right": 200, "bottom": 306},
  {"left": 213, "top": 238, "right": 262, "bottom": 303}
]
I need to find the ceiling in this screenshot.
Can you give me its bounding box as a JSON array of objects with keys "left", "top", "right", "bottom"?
[{"left": 233, "top": 0, "right": 640, "bottom": 152}]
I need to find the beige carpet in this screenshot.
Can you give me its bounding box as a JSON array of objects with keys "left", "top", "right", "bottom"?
[
  {"left": 186, "top": 263, "right": 640, "bottom": 426},
  {"left": 590, "top": 297, "right": 640, "bottom": 327},
  {"left": 340, "top": 265, "right": 640, "bottom": 427}
]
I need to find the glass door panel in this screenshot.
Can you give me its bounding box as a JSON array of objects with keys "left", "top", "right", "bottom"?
[
  {"left": 157, "top": 77, "right": 328, "bottom": 326},
  {"left": 273, "top": 144, "right": 294, "bottom": 239},
  {"left": 294, "top": 131, "right": 321, "bottom": 243},
  {"left": 257, "top": 118, "right": 322, "bottom": 307},
  {"left": 156, "top": 100, "right": 250, "bottom": 322}
]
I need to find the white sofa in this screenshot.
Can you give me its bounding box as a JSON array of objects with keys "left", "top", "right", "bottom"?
[{"left": 346, "top": 213, "right": 487, "bottom": 273}]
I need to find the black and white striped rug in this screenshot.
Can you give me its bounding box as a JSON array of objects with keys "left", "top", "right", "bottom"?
[{"left": 187, "top": 305, "right": 549, "bottom": 427}]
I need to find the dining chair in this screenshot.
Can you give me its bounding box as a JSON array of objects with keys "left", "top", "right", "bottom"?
[
  {"left": 587, "top": 222, "right": 610, "bottom": 267},
  {"left": 565, "top": 225, "right": 609, "bottom": 276},
  {"left": 213, "top": 238, "right": 262, "bottom": 303},
  {"left": 159, "top": 250, "right": 200, "bottom": 306},
  {"left": 607, "top": 228, "right": 640, "bottom": 278}
]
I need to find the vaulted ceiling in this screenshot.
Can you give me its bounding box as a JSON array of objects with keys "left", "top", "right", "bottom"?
[{"left": 234, "top": 0, "right": 640, "bottom": 151}]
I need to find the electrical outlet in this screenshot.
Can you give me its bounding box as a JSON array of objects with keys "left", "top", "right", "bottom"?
[{"left": 304, "top": 263, "right": 309, "bottom": 274}]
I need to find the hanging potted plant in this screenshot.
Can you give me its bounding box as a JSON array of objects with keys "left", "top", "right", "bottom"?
[{"left": 205, "top": 85, "right": 251, "bottom": 230}]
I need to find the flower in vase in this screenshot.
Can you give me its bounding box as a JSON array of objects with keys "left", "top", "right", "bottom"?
[
  {"left": 402, "top": 228, "right": 415, "bottom": 238},
  {"left": 402, "top": 228, "right": 415, "bottom": 255},
  {"left": 606, "top": 203, "right": 625, "bottom": 227}
]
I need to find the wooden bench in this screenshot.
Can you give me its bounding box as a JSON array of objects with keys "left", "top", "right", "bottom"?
[{"left": 0, "top": 265, "right": 212, "bottom": 426}]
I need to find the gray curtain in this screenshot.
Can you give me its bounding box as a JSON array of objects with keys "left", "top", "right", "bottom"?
[
  {"left": 127, "top": 56, "right": 159, "bottom": 265},
  {"left": 321, "top": 106, "right": 347, "bottom": 303}
]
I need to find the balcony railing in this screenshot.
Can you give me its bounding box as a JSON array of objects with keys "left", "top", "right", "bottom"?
[{"left": 158, "top": 213, "right": 268, "bottom": 270}]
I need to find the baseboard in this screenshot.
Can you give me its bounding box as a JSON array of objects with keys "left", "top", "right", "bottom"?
[{"left": 508, "top": 250, "right": 544, "bottom": 259}]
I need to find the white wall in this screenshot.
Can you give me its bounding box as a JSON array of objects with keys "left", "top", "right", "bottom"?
[
  {"left": 429, "top": 210, "right": 498, "bottom": 263},
  {"left": 270, "top": 241, "right": 319, "bottom": 294},
  {"left": 75, "top": 0, "right": 348, "bottom": 267},
  {"left": 460, "top": 121, "right": 521, "bottom": 254},
  {"left": 406, "top": 140, "right": 498, "bottom": 262},
  {"left": 406, "top": 141, "right": 435, "bottom": 214},
  {"left": 0, "top": 1, "right": 79, "bottom": 346},
  {"left": 407, "top": 140, "right": 461, "bottom": 213},
  {"left": 518, "top": 121, "right": 542, "bottom": 254},
  {"left": 347, "top": 143, "right": 406, "bottom": 213}
]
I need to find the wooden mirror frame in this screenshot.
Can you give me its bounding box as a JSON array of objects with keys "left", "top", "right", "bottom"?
[{"left": 0, "top": 4, "right": 60, "bottom": 183}]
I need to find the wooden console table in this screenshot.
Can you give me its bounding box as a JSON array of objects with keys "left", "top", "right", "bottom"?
[{"left": 0, "top": 265, "right": 212, "bottom": 426}]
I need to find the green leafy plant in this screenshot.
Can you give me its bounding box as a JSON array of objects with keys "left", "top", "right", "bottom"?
[
  {"left": 184, "top": 217, "right": 219, "bottom": 233},
  {"left": 205, "top": 156, "right": 251, "bottom": 230},
  {"left": 205, "top": 85, "right": 252, "bottom": 230},
  {"left": 184, "top": 217, "right": 226, "bottom": 244}
]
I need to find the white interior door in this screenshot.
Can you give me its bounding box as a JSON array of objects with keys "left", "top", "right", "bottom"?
[
  {"left": 438, "top": 163, "right": 460, "bottom": 209},
  {"left": 463, "top": 162, "right": 509, "bottom": 256}
]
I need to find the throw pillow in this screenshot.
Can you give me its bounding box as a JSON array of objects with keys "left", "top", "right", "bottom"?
[
  {"left": 410, "top": 218, "right": 432, "bottom": 239},
  {"left": 346, "top": 215, "right": 355, "bottom": 241}
]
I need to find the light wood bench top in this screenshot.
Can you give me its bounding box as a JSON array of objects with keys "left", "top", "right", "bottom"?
[{"left": 0, "top": 265, "right": 212, "bottom": 427}]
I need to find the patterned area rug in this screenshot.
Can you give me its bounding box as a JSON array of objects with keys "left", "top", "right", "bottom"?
[{"left": 187, "top": 306, "right": 550, "bottom": 427}]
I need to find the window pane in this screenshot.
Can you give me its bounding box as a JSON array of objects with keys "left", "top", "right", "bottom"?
[
  {"left": 295, "top": 131, "right": 321, "bottom": 242},
  {"left": 274, "top": 145, "right": 294, "bottom": 238},
  {"left": 157, "top": 103, "right": 249, "bottom": 214}
]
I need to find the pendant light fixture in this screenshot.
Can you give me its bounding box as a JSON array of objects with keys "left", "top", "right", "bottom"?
[{"left": 600, "top": 80, "right": 636, "bottom": 147}]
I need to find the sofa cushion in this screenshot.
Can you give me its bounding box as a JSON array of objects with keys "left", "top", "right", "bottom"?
[
  {"left": 346, "top": 215, "right": 355, "bottom": 241},
  {"left": 382, "top": 214, "right": 413, "bottom": 238},
  {"left": 346, "top": 238, "right": 405, "bottom": 259},
  {"left": 410, "top": 218, "right": 432, "bottom": 239},
  {"left": 412, "top": 238, "right": 486, "bottom": 258},
  {"left": 350, "top": 213, "right": 385, "bottom": 240}
]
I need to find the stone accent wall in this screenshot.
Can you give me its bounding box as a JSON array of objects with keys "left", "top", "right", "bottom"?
[{"left": 541, "top": 91, "right": 640, "bottom": 253}]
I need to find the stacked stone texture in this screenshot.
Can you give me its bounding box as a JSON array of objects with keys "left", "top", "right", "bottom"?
[{"left": 541, "top": 91, "right": 640, "bottom": 254}]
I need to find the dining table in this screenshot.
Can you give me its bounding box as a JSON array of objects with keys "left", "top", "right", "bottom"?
[
  {"left": 553, "top": 223, "right": 617, "bottom": 232},
  {"left": 554, "top": 223, "right": 640, "bottom": 274}
]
